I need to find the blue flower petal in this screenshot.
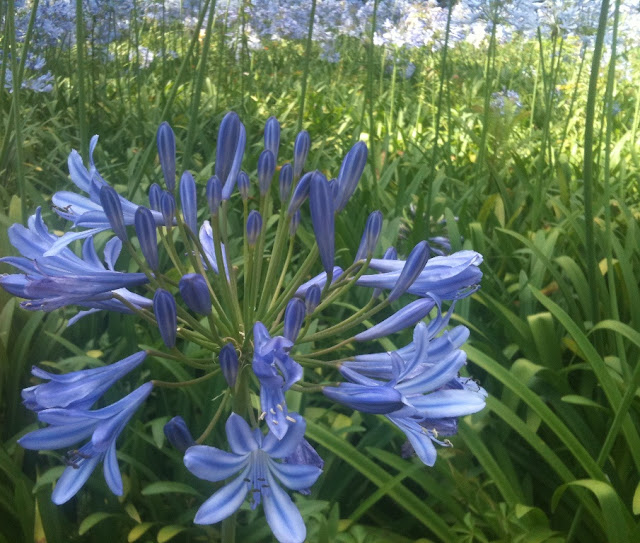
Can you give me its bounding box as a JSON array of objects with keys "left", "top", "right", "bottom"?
[
  {"left": 193, "top": 469, "right": 250, "bottom": 525},
  {"left": 184, "top": 445, "right": 249, "bottom": 482},
  {"left": 103, "top": 441, "right": 123, "bottom": 495},
  {"left": 262, "top": 414, "right": 306, "bottom": 458},
  {"left": 51, "top": 454, "right": 101, "bottom": 505},
  {"left": 262, "top": 471, "right": 307, "bottom": 543},
  {"left": 226, "top": 413, "right": 259, "bottom": 454},
  {"left": 410, "top": 389, "right": 486, "bottom": 418},
  {"left": 18, "top": 420, "right": 97, "bottom": 450},
  {"left": 268, "top": 459, "right": 322, "bottom": 491}
]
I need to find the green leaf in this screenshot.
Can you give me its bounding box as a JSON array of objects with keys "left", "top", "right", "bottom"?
[
  {"left": 633, "top": 482, "right": 640, "bottom": 515},
  {"left": 552, "top": 480, "right": 632, "bottom": 543},
  {"left": 305, "top": 420, "right": 454, "bottom": 541},
  {"left": 157, "top": 525, "right": 187, "bottom": 543},
  {"left": 141, "top": 481, "right": 201, "bottom": 497},
  {"left": 78, "top": 512, "right": 116, "bottom": 536},
  {"left": 128, "top": 522, "right": 155, "bottom": 542}
]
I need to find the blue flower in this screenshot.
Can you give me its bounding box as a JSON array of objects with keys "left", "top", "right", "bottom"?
[
  {"left": 356, "top": 250, "right": 483, "bottom": 300},
  {"left": 48, "top": 136, "right": 165, "bottom": 255},
  {"left": 183, "top": 413, "right": 322, "bottom": 543},
  {"left": 252, "top": 323, "right": 303, "bottom": 440},
  {"left": 325, "top": 322, "right": 486, "bottom": 466},
  {"left": 0, "top": 208, "right": 150, "bottom": 315},
  {"left": 19, "top": 382, "right": 153, "bottom": 504},
  {"left": 22, "top": 351, "right": 147, "bottom": 412}
]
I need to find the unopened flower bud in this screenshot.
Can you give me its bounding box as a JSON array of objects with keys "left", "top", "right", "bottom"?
[
  {"left": 157, "top": 122, "right": 176, "bottom": 192},
  {"left": 149, "top": 183, "right": 162, "bottom": 211},
  {"left": 219, "top": 343, "right": 238, "bottom": 389},
  {"left": 100, "top": 186, "right": 127, "bottom": 241},
  {"left": 264, "top": 116, "right": 280, "bottom": 163},
  {"left": 293, "top": 130, "right": 310, "bottom": 179},
  {"left": 279, "top": 163, "right": 293, "bottom": 202},
  {"left": 237, "top": 171, "right": 250, "bottom": 201},
  {"left": 287, "top": 171, "right": 312, "bottom": 216},
  {"left": 217, "top": 112, "right": 246, "bottom": 199},
  {"left": 179, "top": 273, "right": 211, "bottom": 315},
  {"left": 161, "top": 191, "right": 176, "bottom": 225},
  {"left": 258, "top": 150, "right": 275, "bottom": 196},
  {"left": 153, "top": 289, "right": 177, "bottom": 348},
  {"left": 284, "top": 298, "right": 306, "bottom": 342},
  {"left": 163, "top": 416, "right": 195, "bottom": 452},
  {"left": 355, "top": 210, "right": 383, "bottom": 262},
  {"left": 388, "top": 240, "right": 430, "bottom": 302},
  {"left": 335, "top": 141, "right": 368, "bottom": 213},
  {"left": 305, "top": 284, "right": 321, "bottom": 315},
  {"left": 179, "top": 171, "right": 198, "bottom": 233},
  {"left": 134, "top": 207, "right": 158, "bottom": 270},
  {"left": 310, "top": 171, "right": 335, "bottom": 277},
  {"left": 246, "top": 210, "right": 262, "bottom": 246}
]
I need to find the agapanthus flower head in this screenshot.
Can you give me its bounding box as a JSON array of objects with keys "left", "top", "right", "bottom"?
[{"left": 5, "top": 110, "right": 486, "bottom": 539}]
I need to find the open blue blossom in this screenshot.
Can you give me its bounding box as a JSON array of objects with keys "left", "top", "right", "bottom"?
[
  {"left": 0, "top": 208, "right": 150, "bottom": 315},
  {"left": 325, "top": 322, "right": 486, "bottom": 466},
  {"left": 47, "top": 136, "right": 165, "bottom": 255},
  {"left": 19, "top": 382, "right": 153, "bottom": 504},
  {"left": 22, "top": 351, "right": 147, "bottom": 412},
  {"left": 252, "top": 323, "right": 303, "bottom": 440},
  {"left": 184, "top": 413, "right": 322, "bottom": 543},
  {"left": 356, "top": 250, "right": 483, "bottom": 300}
]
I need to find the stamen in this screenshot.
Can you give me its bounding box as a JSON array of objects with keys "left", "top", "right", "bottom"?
[{"left": 285, "top": 415, "right": 296, "bottom": 422}]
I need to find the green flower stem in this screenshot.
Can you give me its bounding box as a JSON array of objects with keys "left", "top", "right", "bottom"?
[
  {"left": 159, "top": 225, "right": 188, "bottom": 276},
  {"left": 291, "top": 383, "right": 332, "bottom": 393},
  {"left": 152, "top": 369, "right": 220, "bottom": 389},
  {"left": 111, "top": 292, "right": 157, "bottom": 326},
  {"left": 268, "top": 235, "right": 296, "bottom": 313},
  {"left": 196, "top": 389, "right": 230, "bottom": 444},
  {"left": 293, "top": 355, "right": 342, "bottom": 368},
  {"left": 300, "top": 297, "right": 385, "bottom": 343},
  {"left": 264, "top": 245, "right": 319, "bottom": 323},
  {"left": 244, "top": 244, "right": 256, "bottom": 325},
  {"left": 249, "top": 193, "right": 272, "bottom": 319},
  {"left": 145, "top": 348, "right": 213, "bottom": 367},
  {"left": 211, "top": 215, "right": 244, "bottom": 333},
  {"left": 256, "top": 207, "right": 290, "bottom": 319}
]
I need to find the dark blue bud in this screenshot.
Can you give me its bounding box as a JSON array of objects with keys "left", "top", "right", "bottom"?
[
  {"left": 134, "top": 207, "right": 158, "bottom": 270},
  {"left": 179, "top": 171, "right": 198, "bottom": 233},
  {"left": 206, "top": 176, "right": 222, "bottom": 215},
  {"left": 355, "top": 210, "right": 383, "bottom": 262},
  {"left": 388, "top": 241, "right": 430, "bottom": 302},
  {"left": 99, "top": 186, "right": 127, "bottom": 241},
  {"left": 179, "top": 273, "right": 211, "bottom": 315},
  {"left": 246, "top": 210, "right": 262, "bottom": 246},
  {"left": 219, "top": 342, "right": 238, "bottom": 388},
  {"left": 279, "top": 163, "right": 293, "bottom": 202},
  {"left": 157, "top": 122, "right": 176, "bottom": 192},
  {"left": 258, "top": 150, "right": 276, "bottom": 196},
  {"left": 305, "top": 284, "right": 321, "bottom": 314},
  {"left": 161, "top": 191, "right": 176, "bottom": 225},
  {"left": 237, "top": 171, "right": 250, "bottom": 201},
  {"left": 309, "top": 171, "right": 335, "bottom": 277},
  {"left": 264, "top": 116, "right": 280, "bottom": 163},
  {"left": 216, "top": 112, "right": 246, "bottom": 199},
  {"left": 154, "top": 289, "right": 177, "bottom": 348},
  {"left": 293, "top": 130, "right": 310, "bottom": 179},
  {"left": 354, "top": 298, "right": 435, "bottom": 341},
  {"left": 163, "top": 416, "right": 195, "bottom": 452},
  {"left": 287, "top": 171, "right": 313, "bottom": 216},
  {"left": 372, "top": 246, "right": 397, "bottom": 299},
  {"left": 149, "top": 183, "right": 162, "bottom": 211},
  {"left": 289, "top": 210, "right": 301, "bottom": 237},
  {"left": 335, "top": 141, "right": 368, "bottom": 213},
  {"left": 284, "top": 298, "right": 306, "bottom": 342}
]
